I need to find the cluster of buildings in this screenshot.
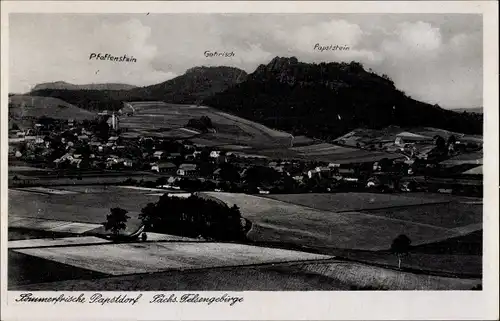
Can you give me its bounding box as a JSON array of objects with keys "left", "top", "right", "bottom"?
[{"left": 8, "top": 115, "right": 483, "bottom": 196}]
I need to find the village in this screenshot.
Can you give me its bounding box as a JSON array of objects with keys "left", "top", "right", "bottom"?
[{"left": 8, "top": 112, "right": 483, "bottom": 197}]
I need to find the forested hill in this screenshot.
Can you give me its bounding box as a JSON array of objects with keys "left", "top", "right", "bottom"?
[
  {"left": 203, "top": 57, "right": 483, "bottom": 140},
  {"left": 28, "top": 66, "right": 248, "bottom": 111}
]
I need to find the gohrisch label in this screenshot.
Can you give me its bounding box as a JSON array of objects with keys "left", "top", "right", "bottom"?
[
  {"left": 313, "top": 44, "right": 350, "bottom": 52},
  {"left": 89, "top": 53, "right": 137, "bottom": 63},
  {"left": 204, "top": 51, "right": 235, "bottom": 58}
]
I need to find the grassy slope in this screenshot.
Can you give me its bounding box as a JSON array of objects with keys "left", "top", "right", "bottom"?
[
  {"left": 9, "top": 95, "right": 95, "bottom": 121},
  {"left": 8, "top": 187, "right": 158, "bottom": 225},
  {"left": 199, "top": 192, "right": 460, "bottom": 252}
]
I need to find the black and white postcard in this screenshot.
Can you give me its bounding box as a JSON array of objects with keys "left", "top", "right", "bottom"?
[{"left": 1, "top": 1, "right": 498, "bottom": 320}]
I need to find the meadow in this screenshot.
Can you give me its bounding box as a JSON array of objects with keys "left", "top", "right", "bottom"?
[{"left": 198, "top": 192, "right": 463, "bottom": 252}]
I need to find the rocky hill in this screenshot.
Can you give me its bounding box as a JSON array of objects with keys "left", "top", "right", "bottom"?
[{"left": 203, "top": 57, "right": 483, "bottom": 140}]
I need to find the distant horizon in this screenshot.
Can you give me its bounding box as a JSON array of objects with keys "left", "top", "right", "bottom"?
[
  {"left": 9, "top": 13, "right": 482, "bottom": 109},
  {"left": 9, "top": 59, "right": 483, "bottom": 111}
]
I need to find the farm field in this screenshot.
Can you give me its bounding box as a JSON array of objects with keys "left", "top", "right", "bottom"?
[
  {"left": 265, "top": 193, "right": 449, "bottom": 212},
  {"left": 8, "top": 185, "right": 161, "bottom": 224},
  {"left": 8, "top": 174, "right": 158, "bottom": 187},
  {"left": 266, "top": 193, "right": 482, "bottom": 228},
  {"left": 198, "top": 192, "right": 463, "bottom": 252},
  {"left": 9, "top": 251, "right": 107, "bottom": 287},
  {"left": 8, "top": 228, "right": 72, "bottom": 241},
  {"left": 363, "top": 202, "right": 482, "bottom": 229},
  {"left": 9, "top": 236, "right": 111, "bottom": 249},
  {"left": 120, "top": 102, "right": 293, "bottom": 148},
  {"left": 11, "top": 242, "right": 332, "bottom": 276},
  {"left": 8, "top": 165, "right": 52, "bottom": 172},
  {"left": 287, "top": 143, "right": 405, "bottom": 163},
  {"left": 332, "top": 248, "right": 481, "bottom": 277},
  {"left": 13, "top": 256, "right": 479, "bottom": 291}
]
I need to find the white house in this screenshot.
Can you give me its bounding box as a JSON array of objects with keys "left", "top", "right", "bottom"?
[{"left": 210, "top": 150, "right": 221, "bottom": 158}]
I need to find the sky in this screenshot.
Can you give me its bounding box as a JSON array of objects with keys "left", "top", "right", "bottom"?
[{"left": 9, "top": 13, "right": 482, "bottom": 109}]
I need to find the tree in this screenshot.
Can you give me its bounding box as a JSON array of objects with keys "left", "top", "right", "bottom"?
[
  {"left": 103, "top": 207, "right": 130, "bottom": 236},
  {"left": 95, "top": 119, "right": 110, "bottom": 141},
  {"left": 244, "top": 165, "right": 280, "bottom": 186},
  {"left": 219, "top": 163, "right": 240, "bottom": 183},
  {"left": 434, "top": 135, "right": 446, "bottom": 151},
  {"left": 378, "top": 158, "right": 392, "bottom": 172},
  {"left": 200, "top": 116, "right": 213, "bottom": 128},
  {"left": 139, "top": 203, "right": 157, "bottom": 228},
  {"left": 447, "top": 135, "right": 457, "bottom": 146},
  {"left": 390, "top": 234, "right": 412, "bottom": 269}
]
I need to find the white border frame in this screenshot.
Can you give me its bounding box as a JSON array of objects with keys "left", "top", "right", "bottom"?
[{"left": 1, "top": 2, "right": 498, "bottom": 320}]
